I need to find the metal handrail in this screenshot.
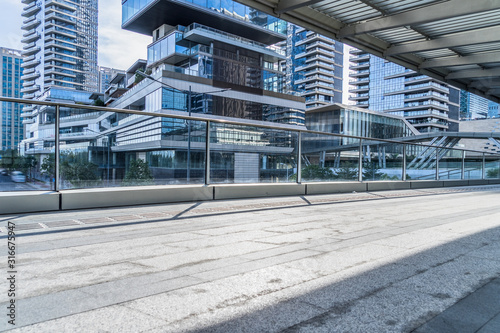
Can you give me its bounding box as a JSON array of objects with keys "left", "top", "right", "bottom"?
[{"left": 3, "top": 95, "right": 500, "bottom": 156}]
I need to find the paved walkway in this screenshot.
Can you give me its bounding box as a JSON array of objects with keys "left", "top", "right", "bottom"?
[{"left": 1, "top": 185, "right": 500, "bottom": 332}]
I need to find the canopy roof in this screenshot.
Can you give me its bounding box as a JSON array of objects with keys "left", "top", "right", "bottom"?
[{"left": 236, "top": 0, "right": 500, "bottom": 103}]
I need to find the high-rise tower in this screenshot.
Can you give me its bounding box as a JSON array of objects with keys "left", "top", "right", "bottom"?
[
  {"left": 286, "top": 24, "right": 343, "bottom": 109},
  {"left": 20, "top": 0, "right": 98, "bottom": 100},
  {"left": 348, "top": 49, "right": 460, "bottom": 133},
  {"left": 0, "top": 48, "right": 24, "bottom": 151}
]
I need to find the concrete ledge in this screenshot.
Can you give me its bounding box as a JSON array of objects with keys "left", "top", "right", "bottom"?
[
  {"left": 366, "top": 181, "right": 411, "bottom": 192},
  {"left": 441, "top": 180, "right": 470, "bottom": 187},
  {"left": 468, "top": 179, "right": 490, "bottom": 186},
  {"left": 213, "top": 183, "right": 306, "bottom": 200},
  {"left": 61, "top": 185, "right": 213, "bottom": 210},
  {"left": 410, "top": 180, "right": 444, "bottom": 189},
  {"left": 0, "top": 191, "right": 60, "bottom": 214},
  {"left": 306, "top": 182, "right": 367, "bottom": 195},
  {"left": 488, "top": 178, "right": 500, "bottom": 184}
]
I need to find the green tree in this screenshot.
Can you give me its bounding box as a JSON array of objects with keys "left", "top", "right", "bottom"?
[
  {"left": 297, "top": 164, "right": 335, "bottom": 181},
  {"left": 487, "top": 167, "right": 500, "bottom": 179},
  {"left": 122, "top": 159, "right": 154, "bottom": 186},
  {"left": 363, "top": 160, "right": 384, "bottom": 181},
  {"left": 61, "top": 160, "right": 101, "bottom": 187},
  {"left": 334, "top": 162, "right": 358, "bottom": 180},
  {"left": 93, "top": 98, "right": 105, "bottom": 106},
  {"left": 41, "top": 154, "right": 55, "bottom": 177}
]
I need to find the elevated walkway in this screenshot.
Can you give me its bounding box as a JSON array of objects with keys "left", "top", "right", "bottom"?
[{"left": 2, "top": 185, "right": 500, "bottom": 331}]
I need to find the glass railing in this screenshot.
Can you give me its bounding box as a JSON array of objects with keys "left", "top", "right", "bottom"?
[{"left": 1, "top": 96, "right": 500, "bottom": 192}]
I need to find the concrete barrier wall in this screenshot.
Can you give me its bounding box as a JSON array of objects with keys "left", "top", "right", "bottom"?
[
  {"left": 60, "top": 185, "right": 213, "bottom": 210},
  {"left": 0, "top": 191, "right": 60, "bottom": 215},
  {"left": 213, "top": 183, "right": 306, "bottom": 200},
  {"left": 2, "top": 180, "right": 500, "bottom": 215}
]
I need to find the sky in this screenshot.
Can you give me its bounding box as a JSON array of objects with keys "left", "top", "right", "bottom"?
[{"left": 0, "top": 0, "right": 150, "bottom": 70}]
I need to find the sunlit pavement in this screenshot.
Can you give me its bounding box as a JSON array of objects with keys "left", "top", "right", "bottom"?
[{"left": 1, "top": 185, "right": 500, "bottom": 332}]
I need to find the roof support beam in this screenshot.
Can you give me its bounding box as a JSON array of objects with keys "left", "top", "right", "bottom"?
[
  {"left": 339, "top": 0, "right": 500, "bottom": 38},
  {"left": 275, "top": 0, "right": 325, "bottom": 14},
  {"left": 446, "top": 68, "right": 500, "bottom": 80},
  {"left": 420, "top": 52, "right": 500, "bottom": 69},
  {"left": 385, "top": 26, "right": 500, "bottom": 56}
]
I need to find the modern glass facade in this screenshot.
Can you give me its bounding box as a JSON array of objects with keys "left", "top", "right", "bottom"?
[
  {"left": 0, "top": 48, "right": 24, "bottom": 151},
  {"left": 460, "top": 90, "right": 489, "bottom": 120},
  {"left": 119, "top": 0, "right": 304, "bottom": 125},
  {"left": 286, "top": 24, "right": 343, "bottom": 109},
  {"left": 349, "top": 49, "right": 460, "bottom": 133},
  {"left": 122, "top": 0, "right": 286, "bottom": 35},
  {"left": 306, "top": 104, "right": 416, "bottom": 140}
]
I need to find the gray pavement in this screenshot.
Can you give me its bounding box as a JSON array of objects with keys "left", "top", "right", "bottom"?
[{"left": 1, "top": 185, "right": 500, "bottom": 332}]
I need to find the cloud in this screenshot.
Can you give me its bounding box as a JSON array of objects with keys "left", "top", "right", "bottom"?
[
  {"left": 98, "top": 0, "right": 150, "bottom": 70},
  {"left": 0, "top": 0, "right": 24, "bottom": 50}
]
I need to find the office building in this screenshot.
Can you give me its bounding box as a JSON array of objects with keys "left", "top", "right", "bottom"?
[
  {"left": 348, "top": 49, "right": 460, "bottom": 133},
  {"left": 459, "top": 90, "right": 490, "bottom": 120},
  {"left": 285, "top": 24, "right": 343, "bottom": 109},
  {"left": 99, "top": 67, "right": 125, "bottom": 94},
  {"left": 120, "top": 0, "right": 304, "bottom": 125},
  {"left": 20, "top": 0, "right": 98, "bottom": 101},
  {"left": 489, "top": 101, "right": 499, "bottom": 118},
  {"left": 0, "top": 48, "right": 24, "bottom": 151}
]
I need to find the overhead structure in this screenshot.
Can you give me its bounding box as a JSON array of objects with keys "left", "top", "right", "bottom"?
[{"left": 236, "top": 0, "right": 500, "bottom": 103}]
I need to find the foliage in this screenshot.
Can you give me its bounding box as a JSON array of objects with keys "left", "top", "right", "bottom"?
[
  {"left": 42, "top": 153, "right": 101, "bottom": 187},
  {"left": 334, "top": 162, "right": 358, "bottom": 180},
  {"left": 362, "top": 160, "right": 384, "bottom": 180},
  {"left": 487, "top": 167, "right": 500, "bottom": 178},
  {"left": 61, "top": 161, "right": 100, "bottom": 187},
  {"left": 93, "top": 98, "right": 105, "bottom": 106},
  {"left": 41, "top": 154, "right": 55, "bottom": 176},
  {"left": 300, "top": 164, "right": 335, "bottom": 181},
  {"left": 0, "top": 150, "right": 37, "bottom": 174},
  {"left": 122, "top": 159, "right": 154, "bottom": 186}
]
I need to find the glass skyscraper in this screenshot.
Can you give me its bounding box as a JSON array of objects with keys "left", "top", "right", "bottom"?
[
  {"left": 285, "top": 24, "right": 343, "bottom": 109},
  {"left": 20, "top": 0, "right": 98, "bottom": 101},
  {"left": 349, "top": 49, "right": 460, "bottom": 133},
  {"left": 0, "top": 48, "right": 24, "bottom": 151}
]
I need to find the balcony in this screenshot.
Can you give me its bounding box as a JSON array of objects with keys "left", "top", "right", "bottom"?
[
  {"left": 21, "top": 71, "right": 41, "bottom": 81},
  {"left": 45, "top": 27, "right": 77, "bottom": 38},
  {"left": 46, "top": 0, "right": 76, "bottom": 11},
  {"left": 349, "top": 54, "right": 370, "bottom": 62},
  {"left": 349, "top": 78, "right": 370, "bottom": 85},
  {"left": 21, "top": 18, "right": 41, "bottom": 30},
  {"left": 21, "top": 45, "right": 41, "bottom": 57},
  {"left": 21, "top": 85, "right": 40, "bottom": 94},
  {"left": 21, "top": 58, "right": 41, "bottom": 69},
  {"left": 22, "top": 118, "right": 35, "bottom": 124},
  {"left": 349, "top": 70, "right": 370, "bottom": 78},
  {"left": 349, "top": 62, "right": 370, "bottom": 70},
  {"left": 45, "top": 41, "right": 76, "bottom": 52},
  {"left": 45, "top": 12, "right": 77, "bottom": 24},
  {"left": 21, "top": 31, "right": 40, "bottom": 44},
  {"left": 22, "top": 3, "right": 41, "bottom": 17},
  {"left": 348, "top": 86, "right": 369, "bottom": 94}
]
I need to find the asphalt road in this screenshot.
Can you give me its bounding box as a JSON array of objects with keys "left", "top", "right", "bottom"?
[{"left": 0, "top": 174, "right": 41, "bottom": 191}]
